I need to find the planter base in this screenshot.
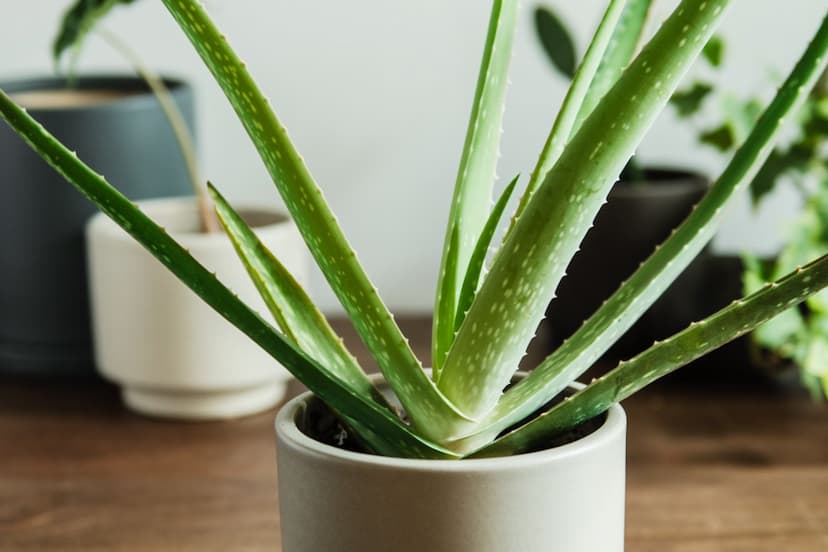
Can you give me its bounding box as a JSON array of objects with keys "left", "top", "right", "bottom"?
[
  {"left": 276, "top": 375, "right": 627, "bottom": 552},
  {"left": 123, "top": 380, "right": 286, "bottom": 420}
]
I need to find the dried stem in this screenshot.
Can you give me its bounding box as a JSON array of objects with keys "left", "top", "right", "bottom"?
[{"left": 97, "top": 28, "right": 219, "bottom": 233}]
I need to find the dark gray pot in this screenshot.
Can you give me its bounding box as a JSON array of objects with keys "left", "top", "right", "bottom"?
[
  {"left": 0, "top": 75, "right": 194, "bottom": 376},
  {"left": 547, "top": 168, "right": 711, "bottom": 358}
]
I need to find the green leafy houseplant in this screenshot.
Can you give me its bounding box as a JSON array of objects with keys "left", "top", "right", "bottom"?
[
  {"left": 737, "top": 71, "right": 828, "bottom": 399},
  {"left": 2, "top": 0, "right": 828, "bottom": 460},
  {"left": 668, "top": 31, "right": 828, "bottom": 398}
]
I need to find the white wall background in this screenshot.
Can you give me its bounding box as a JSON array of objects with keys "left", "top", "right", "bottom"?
[{"left": 1, "top": 1, "right": 824, "bottom": 313}]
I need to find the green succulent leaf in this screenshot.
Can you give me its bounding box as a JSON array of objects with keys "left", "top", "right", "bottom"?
[
  {"left": 453, "top": 175, "right": 519, "bottom": 334},
  {"left": 473, "top": 251, "right": 828, "bottom": 458},
  {"left": 53, "top": 0, "right": 136, "bottom": 65},
  {"left": 160, "top": 0, "right": 470, "bottom": 440},
  {"left": 574, "top": 0, "right": 654, "bottom": 130},
  {"left": 24, "top": 0, "right": 828, "bottom": 451},
  {"left": 453, "top": 12, "right": 828, "bottom": 446},
  {"left": 437, "top": 0, "right": 732, "bottom": 428},
  {"left": 670, "top": 82, "right": 713, "bottom": 117},
  {"left": 0, "top": 88, "right": 456, "bottom": 460},
  {"left": 209, "top": 183, "right": 403, "bottom": 443},
  {"left": 744, "top": 254, "right": 805, "bottom": 357},
  {"left": 208, "top": 183, "right": 387, "bottom": 406},
  {"left": 509, "top": 0, "right": 631, "bottom": 233},
  {"left": 534, "top": 6, "right": 577, "bottom": 78},
  {"left": 432, "top": 0, "right": 519, "bottom": 379}
]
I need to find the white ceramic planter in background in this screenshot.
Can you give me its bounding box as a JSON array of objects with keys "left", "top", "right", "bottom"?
[
  {"left": 275, "top": 377, "right": 627, "bottom": 552},
  {"left": 87, "top": 197, "right": 307, "bottom": 420}
]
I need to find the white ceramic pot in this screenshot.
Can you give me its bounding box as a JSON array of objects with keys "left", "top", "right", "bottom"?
[
  {"left": 275, "top": 377, "right": 627, "bottom": 552},
  {"left": 87, "top": 197, "right": 307, "bottom": 420}
]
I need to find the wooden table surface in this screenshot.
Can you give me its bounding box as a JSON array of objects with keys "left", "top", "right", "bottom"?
[{"left": 1, "top": 317, "right": 827, "bottom": 551}]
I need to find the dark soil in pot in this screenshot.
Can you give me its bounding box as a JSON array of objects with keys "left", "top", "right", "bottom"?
[
  {"left": 0, "top": 75, "right": 195, "bottom": 377},
  {"left": 297, "top": 384, "right": 607, "bottom": 457}
]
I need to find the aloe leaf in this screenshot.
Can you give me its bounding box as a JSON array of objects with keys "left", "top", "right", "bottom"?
[
  {"left": 453, "top": 175, "right": 519, "bottom": 334},
  {"left": 0, "top": 88, "right": 457, "bottom": 460},
  {"left": 160, "top": 0, "right": 470, "bottom": 439},
  {"left": 507, "top": 0, "right": 630, "bottom": 234},
  {"left": 574, "top": 0, "right": 653, "bottom": 130},
  {"left": 472, "top": 252, "right": 828, "bottom": 458},
  {"left": 437, "top": 0, "right": 731, "bottom": 427},
  {"left": 208, "top": 183, "right": 388, "bottom": 404},
  {"left": 432, "top": 0, "right": 519, "bottom": 376},
  {"left": 454, "top": 12, "right": 828, "bottom": 445},
  {"left": 433, "top": 223, "right": 461, "bottom": 382},
  {"left": 210, "top": 184, "right": 400, "bottom": 444}
]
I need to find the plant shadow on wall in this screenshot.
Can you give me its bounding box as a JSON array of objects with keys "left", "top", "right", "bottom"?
[{"left": 3, "top": 0, "right": 828, "bottom": 550}]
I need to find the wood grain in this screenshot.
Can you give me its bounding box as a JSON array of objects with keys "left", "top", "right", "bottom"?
[{"left": 1, "top": 317, "right": 826, "bottom": 550}]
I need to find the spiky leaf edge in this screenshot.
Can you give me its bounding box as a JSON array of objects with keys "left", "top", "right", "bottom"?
[
  {"left": 432, "top": 0, "right": 519, "bottom": 377},
  {"left": 454, "top": 9, "right": 828, "bottom": 445},
  {"left": 437, "top": 0, "right": 731, "bottom": 426},
  {"left": 208, "top": 183, "right": 387, "bottom": 403},
  {"left": 453, "top": 175, "right": 519, "bottom": 334},
  {"left": 209, "top": 182, "right": 405, "bottom": 449},
  {"left": 507, "top": 0, "right": 633, "bottom": 236},
  {"left": 473, "top": 252, "right": 828, "bottom": 457},
  {"left": 573, "top": 0, "right": 654, "bottom": 131}
]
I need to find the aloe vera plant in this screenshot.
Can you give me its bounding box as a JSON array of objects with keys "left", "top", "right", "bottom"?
[{"left": 3, "top": 0, "right": 828, "bottom": 459}]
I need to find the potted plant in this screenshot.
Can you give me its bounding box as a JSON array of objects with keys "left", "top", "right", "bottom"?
[
  {"left": 2, "top": 0, "right": 827, "bottom": 550},
  {"left": 736, "top": 70, "right": 828, "bottom": 398},
  {"left": 48, "top": 0, "right": 310, "bottom": 418}
]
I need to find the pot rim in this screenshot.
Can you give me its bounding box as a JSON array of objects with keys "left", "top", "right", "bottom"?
[
  {"left": 275, "top": 375, "right": 626, "bottom": 471},
  {"left": 86, "top": 196, "right": 293, "bottom": 247},
  {"left": 0, "top": 74, "right": 191, "bottom": 113}
]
